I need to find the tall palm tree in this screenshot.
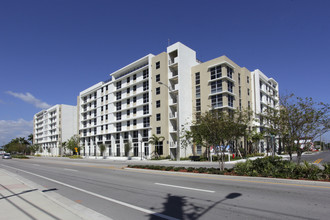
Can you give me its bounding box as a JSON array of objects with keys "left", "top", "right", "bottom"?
[
  {"left": 28, "top": 134, "right": 34, "bottom": 145},
  {"left": 148, "top": 134, "right": 165, "bottom": 157}
]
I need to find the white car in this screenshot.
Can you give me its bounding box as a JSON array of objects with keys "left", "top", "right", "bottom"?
[{"left": 2, "top": 153, "right": 12, "bottom": 159}]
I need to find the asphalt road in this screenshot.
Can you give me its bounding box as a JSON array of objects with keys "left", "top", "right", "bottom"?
[
  {"left": 1, "top": 157, "right": 330, "bottom": 220},
  {"left": 292, "top": 150, "right": 330, "bottom": 164}
]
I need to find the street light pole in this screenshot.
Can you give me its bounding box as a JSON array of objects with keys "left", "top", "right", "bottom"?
[{"left": 158, "top": 81, "right": 180, "bottom": 161}]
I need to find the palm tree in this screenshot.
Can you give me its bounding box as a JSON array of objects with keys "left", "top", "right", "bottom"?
[
  {"left": 28, "top": 134, "right": 34, "bottom": 145},
  {"left": 148, "top": 134, "right": 165, "bottom": 158}
]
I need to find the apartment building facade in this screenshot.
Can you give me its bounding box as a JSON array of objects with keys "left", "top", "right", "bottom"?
[
  {"left": 77, "top": 42, "right": 279, "bottom": 158},
  {"left": 33, "top": 104, "right": 77, "bottom": 155},
  {"left": 251, "top": 69, "right": 280, "bottom": 152}
]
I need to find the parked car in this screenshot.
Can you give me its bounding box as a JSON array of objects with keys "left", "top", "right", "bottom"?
[{"left": 2, "top": 153, "right": 11, "bottom": 159}]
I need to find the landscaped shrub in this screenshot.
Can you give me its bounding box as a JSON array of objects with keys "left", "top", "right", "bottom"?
[
  {"left": 187, "top": 167, "right": 195, "bottom": 172},
  {"left": 197, "top": 167, "right": 207, "bottom": 173},
  {"left": 165, "top": 166, "right": 174, "bottom": 171},
  {"left": 12, "top": 155, "right": 29, "bottom": 159}
]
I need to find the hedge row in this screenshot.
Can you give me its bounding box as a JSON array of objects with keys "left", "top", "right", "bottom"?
[{"left": 128, "top": 157, "right": 330, "bottom": 181}]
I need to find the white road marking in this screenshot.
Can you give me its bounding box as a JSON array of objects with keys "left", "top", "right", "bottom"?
[
  {"left": 64, "top": 168, "right": 78, "bottom": 172},
  {"left": 2, "top": 165, "right": 179, "bottom": 220},
  {"left": 155, "top": 183, "right": 215, "bottom": 193}
]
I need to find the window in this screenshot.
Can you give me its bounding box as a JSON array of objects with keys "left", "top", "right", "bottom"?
[
  {"left": 156, "top": 113, "right": 161, "bottom": 121},
  {"left": 101, "top": 87, "right": 103, "bottom": 92},
  {"left": 155, "top": 141, "right": 163, "bottom": 155},
  {"left": 127, "top": 88, "right": 130, "bottom": 94},
  {"left": 239, "top": 86, "right": 241, "bottom": 98},
  {"left": 238, "top": 73, "right": 241, "bottom": 85},
  {"left": 155, "top": 74, "right": 160, "bottom": 82},
  {"left": 133, "top": 108, "right": 137, "bottom": 114},
  {"left": 143, "top": 69, "right": 149, "bottom": 79},
  {"left": 210, "top": 65, "right": 222, "bottom": 80},
  {"left": 143, "top": 117, "right": 150, "bottom": 127},
  {"left": 156, "top": 100, "right": 160, "bottom": 108},
  {"left": 133, "top": 74, "right": 137, "bottom": 80},
  {"left": 101, "top": 116, "right": 103, "bottom": 121},
  {"left": 101, "top": 97, "right": 104, "bottom": 102},
  {"left": 116, "top": 123, "right": 121, "bottom": 132},
  {"left": 156, "top": 87, "right": 160, "bottom": 95},
  {"left": 105, "top": 114, "right": 108, "bottom": 120},
  {"left": 101, "top": 106, "right": 103, "bottom": 111},
  {"left": 156, "top": 61, "right": 160, "bottom": 69},
  {"left": 228, "top": 81, "right": 233, "bottom": 93},
  {"left": 227, "top": 66, "right": 233, "bottom": 78},
  {"left": 143, "top": 93, "right": 149, "bottom": 103},
  {"left": 116, "top": 112, "right": 121, "bottom": 120},
  {"left": 248, "top": 101, "right": 251, "bottom": 110},
  {"left": 127, "top": 109, "right": 130, "bottom": 116},
  {"left": 133, "top": 96, "right": 137, "bottom": 103},
  {"left": 143, "top": 129, "right": 148, "bottom": 139},
  {"left": 196, "top": 85, "right": 200, "bottom": 98},
  {"left": 247, "top": 76, "right": 250, "bottom": 83},
  {"left": 133, "top": 85, "right": 137, "bottom": 91},
  {"left": 196, "top": 99, "right": 201, "bottom": 111},
  {"left": 106, "top": 85, "right": 108, "bottom": 91},
  {"left": 143, "top": 105, "right": 149, "bottom": 115},
  {"left": 116, "top": 102, "right": 121, "bottom": 111},
  {"left": 127, "top": 77, "right": 130, "bottom": 83},
  {"left": 105, "top": 124, "right": 108, "bottom": 130},
  {"left": 211, "top": 94, "right": 223, "bottom": 108},
  {"left": 239, "top": 99, "right": 242, "bottom": 111},
  {"left": 116, "top": 81, "right": 121, "bottom": 89},
  {"left": 127, "top": 121, "right": 130, "bottom": 127},
  {"left": 133, "top": 119, "right": 137, "bottom": 125},
  {"left": 195, "top": 72, "right": 200, "bottom": 85},
  {"left": 127, "top": 98, "right": 130, "bottom": 105},
  {"left": 143, "top": 81, "right": 149, "bottom": 91},
  {"left": 247, "top": 88, "right": 250, "bottom": 96},
  {"left": 228, "top": 95, "right": 234, "bottom": 107},
  {"left": 116, "top": 91, "right": 121, "bottom": 100},
  {"left": 156, "top": 127, "right": 161, "bottom": 134},
  {"left": 211, "top": 80, "right": 222, "bottom": 94},
  {"left": 106, "top": 95, "right": 108, "bottom": 100}
]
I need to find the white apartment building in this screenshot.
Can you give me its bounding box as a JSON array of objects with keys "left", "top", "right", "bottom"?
[
  {"left": 33, "top": 104, "right": 77, "bottom": 156},
  {"left": 251, "top": 69, "right": 280, "bottom": 152},
  {"left": 77, "top": 42, "right": 280, "bottom": 158}
]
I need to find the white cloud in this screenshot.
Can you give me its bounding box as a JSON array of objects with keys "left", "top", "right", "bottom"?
[
  {"left": 6, "top": 91, "right": 51, "bottom": 109},
  {"left": 0, "top": 119, "right": 33, "bottom": 145}
]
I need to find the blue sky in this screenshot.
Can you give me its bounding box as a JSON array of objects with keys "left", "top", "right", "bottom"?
[{"left": 0, "top": 0, "right": 329, "bottom": 144}]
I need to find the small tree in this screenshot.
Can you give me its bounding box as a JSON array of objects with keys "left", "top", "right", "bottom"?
[
  {"left": 67, "top": 135, "right": 80, "bottom": 155},
  {"left": 190, "top": 109, "right": 252, "bottom": 171},
  {"left": 98, "top": 143, "right": 106, "bottom": 157},
  {"left": 124, "top": 141, "right": 132, "bottom": 157}
]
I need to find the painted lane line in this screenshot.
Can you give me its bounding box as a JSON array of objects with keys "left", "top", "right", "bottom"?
[
  {"left": 155, "top": 183, "right": 215, "bottom": 193},
  {"left": 314, "top": 159, "right": 323, "bottom": 164},
  {"left": 2, "top": 165, "right": 179, "bottom": 220},
  {"left": 63, "top": 168, "right": 78, "bottom": 172}
]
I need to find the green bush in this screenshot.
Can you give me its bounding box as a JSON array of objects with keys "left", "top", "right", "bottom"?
[
  {"left": 165, "top": 166, "right": 174, "bottom": 171},
  {"left": 234, "top": 157, "right": 328, "bottom": 180},
  {"left": 69, "top": 155, "right": 82, "bottom": 159},
  {"left": 187, "top": 167, "right": 195, "bottom": 172},
  {"left": 12, "top": 155, "right": 29, "bottom": 159}
]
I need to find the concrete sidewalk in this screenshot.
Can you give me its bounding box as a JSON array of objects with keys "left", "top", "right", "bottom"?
[{"left": 0, "top": 168, "right": 111, "bottom": 220}]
